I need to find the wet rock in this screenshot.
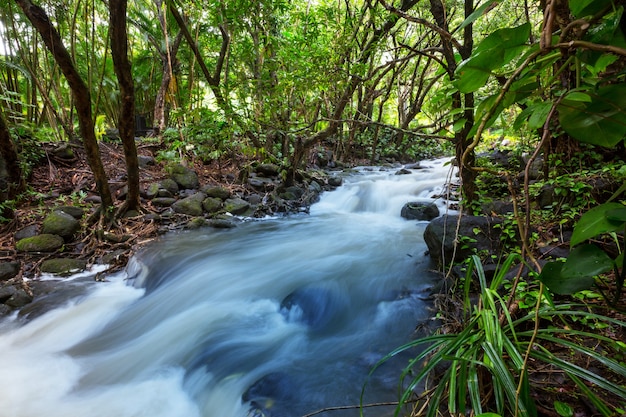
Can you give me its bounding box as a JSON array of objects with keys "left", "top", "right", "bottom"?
[
  {"left": 280, "top": 284, "right": 348, "bottom": 330},
  {"left": 5, "top": 287, "right": 33, "bottom": 308},
  {"left": 400, "top": 202, "right": 439, "bottom": 221},
  {"left": 15, "top": 225, "right": 39, "bottom": 241},
  {"left": 0, "top": 285, "right": 17, "bottom": 302},
  {"left": 255, "top": 163, "right": 280, "bottom": 177},
  {"left": 424, "top": 215, "right": 505, "bottom": 266},
  {"left": 42, "top": 210, "right": 80, "bottom": 239},
  {"left": 185, "top": 218, "right": 208, "bottom": 229},
  {"left": 54, "top": 205, "right": 84, "bottom": 219},
  {"left": 40, "top": 258, "right": 88, "bottom": 276},
  {"left": 201, "top": 185, "right": 231, "bottom": 200},
  {"left": 328, "top": 176, "right": 343, "bottom": 187},
  {"left": 202, "top": 197, "right": 223, "bottom": 214},
  {"left": 151, "top": 197, "right": 176, "bottom": 207},
  {"left": 16, "top": 234, "right": 64, "bottom": 252},
  {"left": 395, "top": 168, "right": 412, "bottom": 175},
  {"left": 308, "top": 181, "right": 322, "bottom": 194},
  {"left": 224, "top": 198, "right": 250, "bottom": 215},
  {"left": 207, "top": 219, "right": 237, "bottom": 229},
  {"left": 172, "top": 192, "right": 206, "bottom": 216},
  {"left": 279, "top": 186, "right": 304, "bottom": 201},
  {"left": 167, "top": 163, "right": 199, "bottom": 189},
  {"left": 0, "top": 262, "right": 19, "bottom": 281}
]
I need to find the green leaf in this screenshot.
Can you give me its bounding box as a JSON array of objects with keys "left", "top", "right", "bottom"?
[
  {"left": 538, "top": 261, "right": 595, "bottom": 295},
  {"left": 564, "top": 91, "right": 592, "bottom": 102},
  {"left": 456, "top": 1, "right": 501, "bottom": 32},
  {"left": 527, "top": 101, "right": 553, "bottom": 129},
  {"left": 561, "top": 244, "right": 614, "bottom": 279},
  {"left": 571, "top": 203, "right": 626, "bottom": 246},
  {"left": 455, "top": 23, "right": 530, "bottom": 93},
  {"left": 554, "top": 401, "right": 574, "bottom": 417},
  {"left": 558, "top": 84, "right": 626, "bottom": 147},
  {"left": 606, "top": 207, "right": 626, "bottom": 222},
  {"left": 570, "top": 0, "right": 613, "bottom": 18}
]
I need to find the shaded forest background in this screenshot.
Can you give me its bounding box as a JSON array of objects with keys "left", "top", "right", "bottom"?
[{"left": 1, "top": 1, "right": 626, "bottom": 416}]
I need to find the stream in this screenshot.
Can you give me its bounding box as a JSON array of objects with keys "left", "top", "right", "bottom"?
[{"left": 0, "top": 158, "right": 454, "bottom": 417}]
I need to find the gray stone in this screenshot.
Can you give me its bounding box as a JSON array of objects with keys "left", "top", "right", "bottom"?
[
  {"left": 40, "top": 258, "right": 88, "bottom": 276},
  {"left": 15, "top": 225, "right": 39, "bottom": 241},
  {"left": 328, "top": 176, "right": 343, "bottom": 187},
  {"left": 202, "top": 197, "right": 223, "bottom": 214},
  {"left": 0, "top": 285, "right": 17, "bottom": 302},
  {"left": 172, "top": 192, "right": 206, "bottom": 216},
  {"left": 5, "top": 288, "right": 33, "bottom": 308},
  {"left": 16, "top": 234, "right": 65, "bottom": 252},
  {"left": 395, "top": 168, "right": 412, "bottom": 175},
  {"left": 424, "top": 215, "right": 505, "bottom": 266},
  {"left": 42, "top": 210, "right": 80, "bottom": 239},
  {"left": 138, "top": 155, "right": 155, "bottom": 168},
  {"left": 160, "top": 178, "right": 179, "bottom": 195},
  {"left": 246, "top": 194, "right": 263, "bottom": 205},
  {"left": 0, "top": 262, "right": 19, "bottom": 281},
  {"left": 54, "top": 206, "right": 84, "bottom": 219},
  {"left": 401, "top": 202, "right": 440, "bottom": 221},
  {"left": 224, "top": 198, "right": 250, "bottom": 215},
  {"left": 255, "top": 163, "right": 280, "bottom": 177},
  {"left": 309, "top": 181, "right": 322, "bottom": 193},
  {"left": 151, "top": 197, "right": 177, "bottom": 207},
  {"left": 145, "top": 183, "right": 160, "bottom": 199},
  {"left": 280, "top": 186, "right": 305, "bottom": 201},
  {"left": 207, "top": 219, "right": 237, "bottom": 228},
  {"left": 167, "top": 163, "right": 199, "bottom": 189},
  {"left": 249, "top": 177, "right": 275, "bottom": 190},
  {"left": 201, "top": 185, "right": 231, "bottom": 200}
]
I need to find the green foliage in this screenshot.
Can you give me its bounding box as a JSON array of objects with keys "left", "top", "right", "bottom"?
[{"left": 370, "top": 256, "right": 626, "bottom": 417}]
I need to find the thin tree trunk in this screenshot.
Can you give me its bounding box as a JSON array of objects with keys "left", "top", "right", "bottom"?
[
  {"left": 109, "top": 0, "right": 141, "bottom": 213},
  {"left": 0, "top": 110, "right": 24, "bottom": 211},
  {"left": 14, "top": 0, "right": 114, "bottom": 215}
]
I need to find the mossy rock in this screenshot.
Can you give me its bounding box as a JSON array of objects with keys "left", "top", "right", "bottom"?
[
  {"left": 172, "top": 192, "right": 206, "bottom": 216},
  {"left": 40, "top": 258, "right": 87, "bottom": 276},
  {"left": 42, "top": 211, "right": 81, "bottom": 239},
  {"left": 160, "top": 178, "right": 179, "bottom": 195},
  {"left": 167, "top": 163, "right": 199, "bottom": 189},
  {"left": 54, "top": 206, "right": 85, "bottom": 219},
  {"left": 16, "top": 234, "right": 64, "bottom": 252},
  {"left": 202, "top": 197, "right": 223, "bottom": 214},
  {"left": 201, "top": 185, "right": 231, "bottom": 200},
  {"left": 224, "top": 198, "right": 250, "bottom": 215}
]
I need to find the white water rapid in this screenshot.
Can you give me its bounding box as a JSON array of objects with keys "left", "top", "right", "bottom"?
[{"left": 0, "top": 158, "right": 455, "bottom": 417}]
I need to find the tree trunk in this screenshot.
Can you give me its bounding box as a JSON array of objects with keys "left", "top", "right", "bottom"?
[
  {"left": 13, "top": 0, "right": 114, "bottom": 215},
  {"left": 0, "top": 110, "right": 24, "bottom": 220},
  {"left": 109, "top": 0, "right": 141, "bottom": 213}
]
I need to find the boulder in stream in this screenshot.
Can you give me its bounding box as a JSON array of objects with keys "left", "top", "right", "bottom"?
[{"left": 424, "top": 214, "right": 504, "bottom": 266}]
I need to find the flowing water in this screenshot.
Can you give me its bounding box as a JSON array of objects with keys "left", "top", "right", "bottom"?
[{"left": 0, "top": 159, "right": 455, "bottom": 417}]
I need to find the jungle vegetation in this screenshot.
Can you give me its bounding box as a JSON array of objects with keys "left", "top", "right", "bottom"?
[{"left": 1, "top": 0, "right": 625, "bottom": 416}]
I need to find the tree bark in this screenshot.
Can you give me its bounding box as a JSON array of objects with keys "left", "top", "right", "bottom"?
[
  {"left": 13, "top": 0, "right": 114, "bottom": 214},
  {"left": 0, "top": 110, "right": 24, "bottom": 220},
  {"left": 109, "top": 0, "right": 141, "bottom": 213}
]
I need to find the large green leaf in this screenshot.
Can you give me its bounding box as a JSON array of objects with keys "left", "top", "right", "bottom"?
[
  {"left": 455, "top": 23, "right": 530, "bottom": 93},
  {"left": 571, "top": 203, "right": 626, "bottom": 246},
  {"left": 538, "top": 261, "right": 595, "bottom": 295},
  {"left": 558, "top": 84, "right": 626, "bottom": 147},
  {"left": 456, "top": 1, "right": 501, "bottom": 32},
  {"left": 570, "top": 0, "right": 614, "bottom": 18},
  {"left": 561, "top": 244, "right": 614, "bottom": 279}
]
